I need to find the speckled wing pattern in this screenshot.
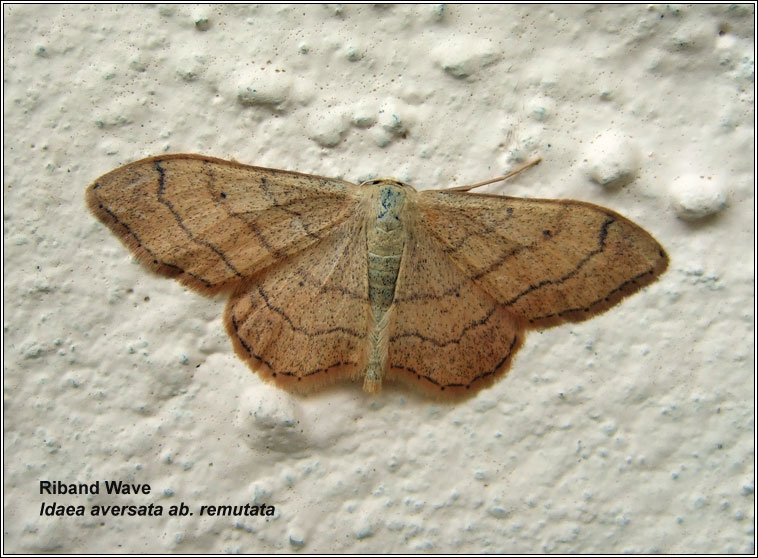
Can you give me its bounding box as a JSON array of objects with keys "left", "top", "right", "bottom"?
[
  {"left": 87, "top": 154, "right": 363, "bottom": 294},
  {"left": 384, "top": 190, "right": 668, "bottom": 395},
  {"left": 87, "top": 154, "right": 373, "bottom": 392},
  {"left": 225, "top": 212, "right": 372, "bottom": 391},
  {"left": 386, "top": 214, "right": 524, "bottom": 395}
]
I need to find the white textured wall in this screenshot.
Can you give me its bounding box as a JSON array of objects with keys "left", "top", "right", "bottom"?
[{"left": 3, "top": 4, "right": 754, "bottom": 553}]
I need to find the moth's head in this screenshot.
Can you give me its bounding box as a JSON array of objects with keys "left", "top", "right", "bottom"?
[{"left": 358, "top": 178, "right": 417, "bottom": 192}]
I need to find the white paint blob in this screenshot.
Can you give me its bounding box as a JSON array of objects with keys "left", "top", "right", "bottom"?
[
  {"left": 670, "top": 173, "right": 728, "bottom": 220},
  {"left": 583, "top": 130, "right": 641, "bottom": 189}
]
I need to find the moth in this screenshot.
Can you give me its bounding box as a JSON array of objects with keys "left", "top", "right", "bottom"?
[{"left": 87, "top": 154, "right": 668, "bottom": 397}]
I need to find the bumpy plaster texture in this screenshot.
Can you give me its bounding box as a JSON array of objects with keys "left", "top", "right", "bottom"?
[{"left": 3, "top": 4, "right": 754, "bottom": 553}]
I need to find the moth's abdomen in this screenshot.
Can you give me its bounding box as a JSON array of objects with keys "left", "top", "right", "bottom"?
[
  {"left": 364, "top": 184, "right": 408, "bottom": 392},
  {"left": 368, "top": 253, "right": 403, "bottom": 314}
]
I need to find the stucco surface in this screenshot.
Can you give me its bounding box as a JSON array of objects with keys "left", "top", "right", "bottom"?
[{"left": 2, "top": 4, "right": 754, "bottom": 553}]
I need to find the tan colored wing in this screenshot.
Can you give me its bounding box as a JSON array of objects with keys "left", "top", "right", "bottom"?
[
  {"left": 415, "top": 190, "right": 669, "bottom": 328},
  {"left": 87, "top": 154, "right": 362, "bottom": 294},
  {"left": 385, "top": 212, "right": 525, "bottom": 397},
  {"left": 224, "top": 213, "right": 372, "bottom": 392}
]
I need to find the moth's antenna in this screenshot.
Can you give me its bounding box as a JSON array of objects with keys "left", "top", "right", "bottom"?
[{"left": 448, "top": 157, "right": 542, "bottom": 192}]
